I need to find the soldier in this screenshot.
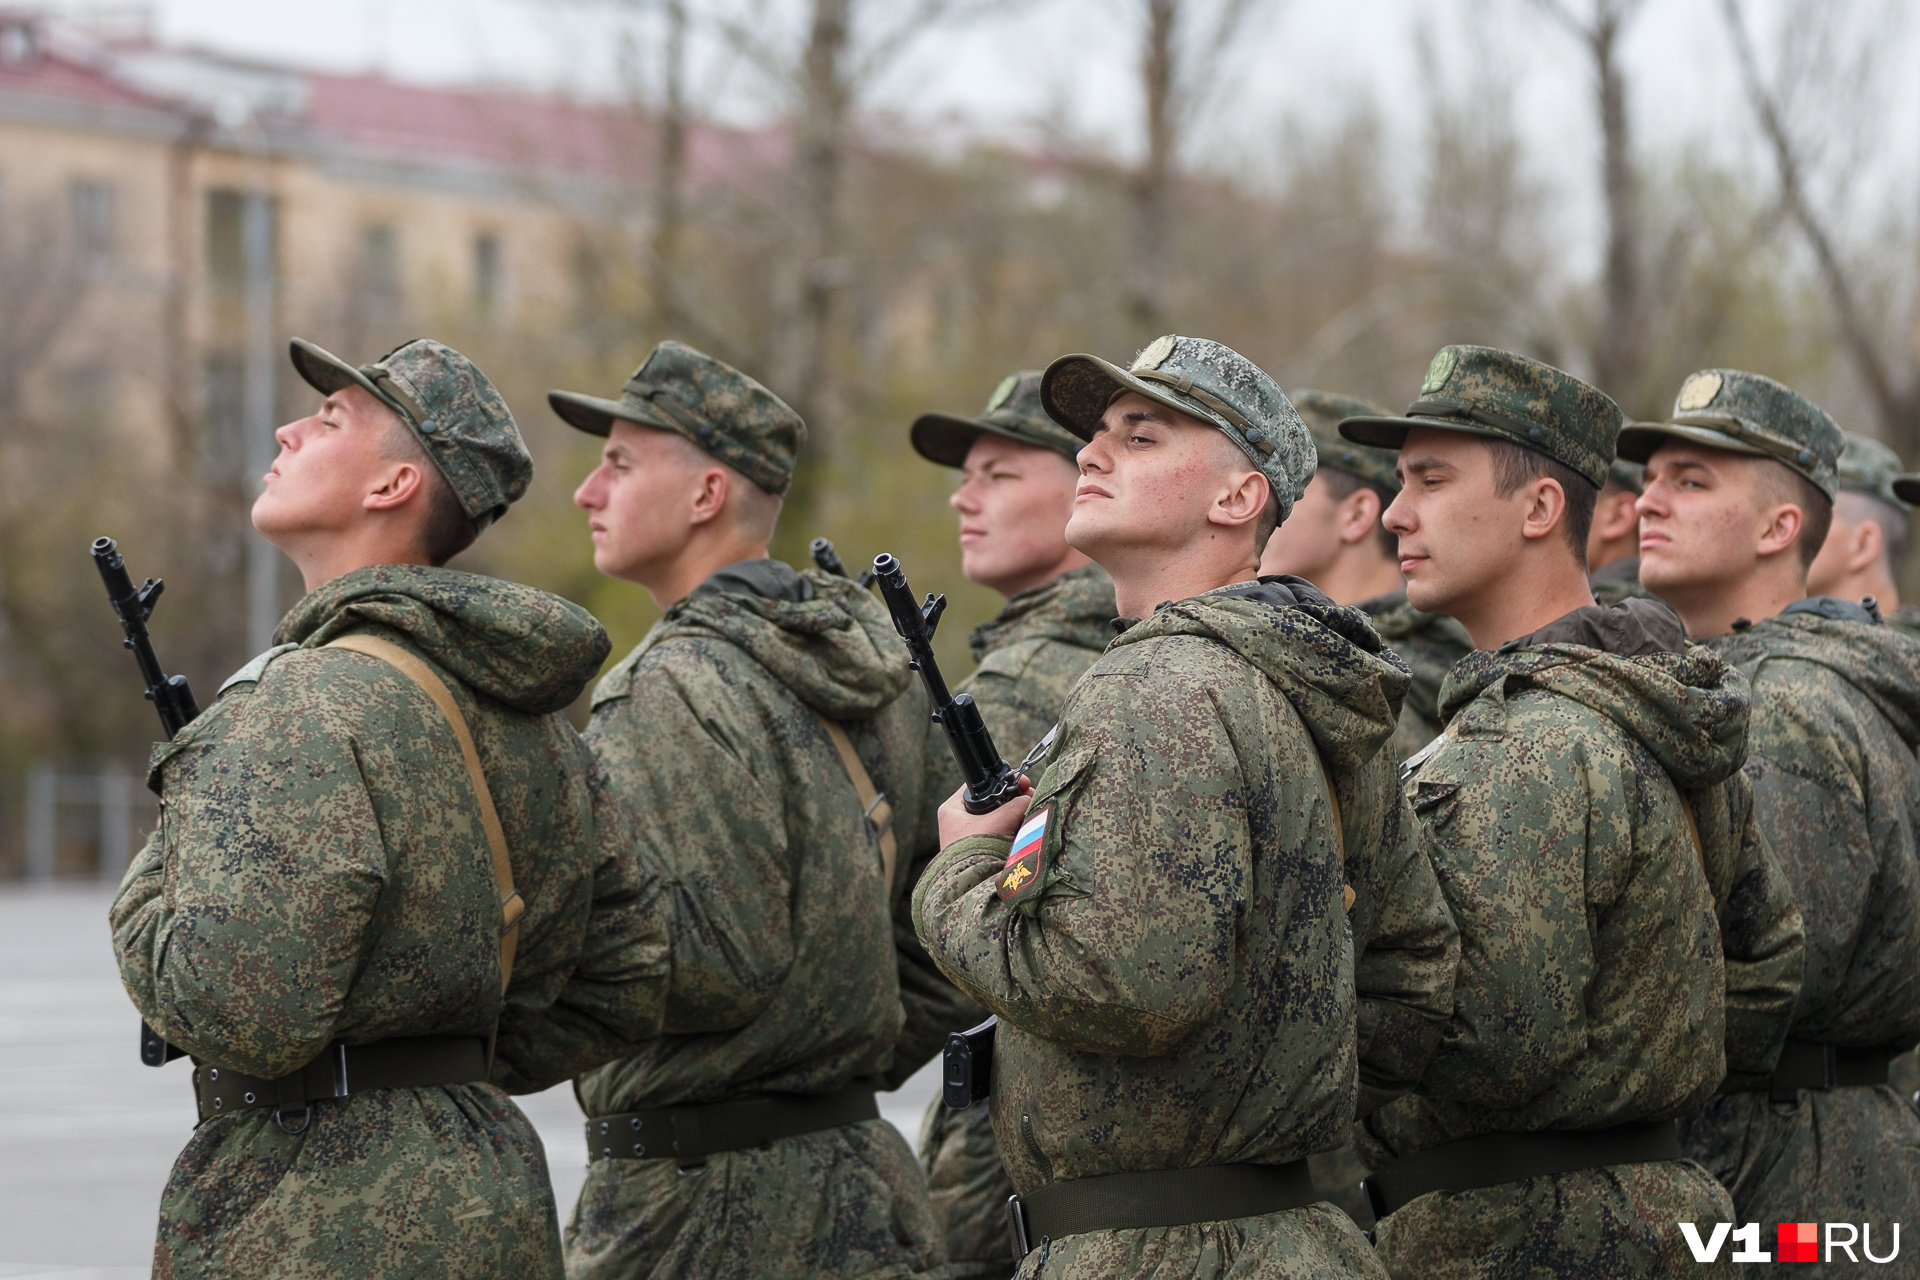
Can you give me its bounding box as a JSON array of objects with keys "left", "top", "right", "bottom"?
[
  {"left": 1626, "top": 371, "right": 1920, "bottom": 1237},
  {"left": 1804, "top": 432, "right": 1916, "bottom": 628},
  {"left": 916, "top": 335, "right": 1451, "bottom": 1279},
  {"left": 1343, "top": 346, "right": 1804, "bottom": 1278},
  {"left": 907, "top": 369, "right": 1116, "bottom": 1279},
  {"left": 552, "top": 341, "right": 946, "bottom": 1279},
  {"left": 110, "top": 338, "right": 672, "bottom": 1279},
  {"left": 1588, "top": 457, "right": 1651, "bottom": 605},
  {"left": 1261, "top": 389, "right": 1471, "bottom": 762}
]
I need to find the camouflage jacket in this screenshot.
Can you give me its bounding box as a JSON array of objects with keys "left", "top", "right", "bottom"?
[
  {"left": 1357, "top": 590, "right": 1472, "bottom": 763},
  {"left": 1707, "top": 611, "right": 1920, "bottom": 1049},
  {"left": 1589, "top": 554, "right": 1653, "bottom": 608},
  {"left": 1365, "top": 601, "right": 1805, "bottom": 1163},
  {"left": 914, "top": 580, "right": 1444, "bottom": 1191},
  {"left": 576, "top": 561, "right": 940, "bottom": 1114},
  {"left": 1883, "top": 602, "right": 1920, "bottom": 641},
  {"left": 111, "top": 565, "right": 668, "bottom": 1093}
]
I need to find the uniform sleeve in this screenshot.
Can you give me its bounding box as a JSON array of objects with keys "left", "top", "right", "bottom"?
[
  {"left": 913, "top": 675, "right": 1247, "bottom": 1059},
  {"left": 108, "top": 691, "right": 388, "bottom": 1080},
  {"left": 489, "top": 757, "right": 672, "bottom": 1093},
  {"left": 1692, "top": 772, "right": 1803, "bottom": 1085},
  {"left": 589, "top": 659, "right": 795, "bottom": 1035}
]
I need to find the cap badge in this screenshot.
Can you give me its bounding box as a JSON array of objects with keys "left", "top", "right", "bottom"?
[
  {"left": 1421, "top": 349, "right": 1457, "bottom": 395},
  {"left": 1132, "top": 335, "right": 1177, "bottom": 373},
  {"left": 1677, "top": 372, "right": 1723, "bottom": 412},
  {"left": 985, "top": 374, "right": 1018, "bottom": 413}
]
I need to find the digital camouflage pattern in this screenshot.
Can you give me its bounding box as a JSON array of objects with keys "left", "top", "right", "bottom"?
[
  {"left": 568, "top": 561, "right": 945, "bottom": 1280},
  {"left": 915, "top": 562, "right": 1117, "bottom": 1279},
  {"left": 912, "top": 369, "right": 1084, "bottom": 468},
  {"left": 1617, "top": 368, "right": 1843, "bottom": 500},
  {"left": 1341, "top": 346, "right": 1622, "bottom": 490},
  {"left": 1888, "top": 603, "right": 1920, "bottom": 640},
  {"left": 1043, "top": 336, "right": 1316, "bottom": 519},
  {"left": 1588, "top": 555, "right": 1652, "bottom": 608},
  {"left": 1353, "top": 590, "right": 1472, "bottom": 764},
  {"left": 1834, "top": 431, "right": 1910, "bottom": 507},
  {"left": 1292, "top": 389, "right": 1399, "bottom": 491},
  {"left": 1363, "top": 600, "right": 1805, "bottom": 1279},
  {"left": 915, "top": 580, "right": 1435, "bottom": 1279},
  {"left": 111, "top": 565, "right": 667, "bottom": 1280},
  {"left": 289, "top": 338, "right": 531, "bottom": 530},
  {"left": 1684, "top": 611, "right": 1920, "bottom": 1234},
  {"left": 548, "top": 340, "right": 807, "bottom": 495}
]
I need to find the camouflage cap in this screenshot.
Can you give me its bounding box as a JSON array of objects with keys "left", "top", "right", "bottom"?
[
  {"left": 1340, "top": 345, "right": 1620, "bottom": 489},
  {"left": 1615, "top": 369, "right": 1841, "bottom": 500},
  {"left": 1290, "top": 389, "right": 1399, "bottom": 491},
  {"left": 1041, "top": 335, "right": 1314, "bottom": 519},
  {"left": 1604, "top": 456, "right": 1646, "bottom": 494},
  {"left": 289, "top": 337, "right": 529, "bottom": 530},
  {"left": 1833, "top": 432, "right": 1910, "bottom": 508},
  {"left": 548, "top": 341, "right": 806, "bottom": 496},
  {"left": 910, "top": 370, "right": 1082, "bottom": 468}
]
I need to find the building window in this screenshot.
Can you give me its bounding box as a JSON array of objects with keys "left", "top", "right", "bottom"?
[
  {"left": 473, "top": 232, "right": 502, "bottom": 319},
  {"left": 206, "top": 189, "right": 277, "bottom": 296},
  {"left": 359, "top": 222, "right": 401, "bottom": 307},
  {"left": 70, "top": 179, "right": 114, "bottom": 273}
]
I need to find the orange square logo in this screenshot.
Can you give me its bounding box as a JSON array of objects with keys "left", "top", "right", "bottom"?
[{"left": 1778, "top": 1222, "right": 1818, "bottom": 1263}]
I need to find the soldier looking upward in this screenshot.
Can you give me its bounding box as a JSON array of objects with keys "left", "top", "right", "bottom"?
[
  {"left": 1345, "top": 346, "right": 1803, "bottom": 1280},
  {"left": 916, "top": 335, "right": 1455, "bottom": 1279},
  {"left": 111, "top": 338, "right": 672, "bottom": 1279},
  {"left": 907, "top": 370, "right": 1116, "bottom": 1279},
  {"left": 1628, "top": 371, "right": 1920, "bottom": 1242},
  {"left": 1262, "top": 390, "right": 1471, "bottom": 763},
  {"left": 554, "top": 341, "right": 946, "bottom": 1280}
]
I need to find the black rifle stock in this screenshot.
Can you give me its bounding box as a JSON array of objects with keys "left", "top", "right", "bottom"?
[{"left": 91, "top": 536, "right": 197, "bottom": 1068}]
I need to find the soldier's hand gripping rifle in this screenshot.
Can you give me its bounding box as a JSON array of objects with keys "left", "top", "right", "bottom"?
[
  {"left": 91, "top": 536, "right": 198, "bottom": 1068},
  {"left": 872, "top": 552, "right": 1032, "bottom": 1109}
]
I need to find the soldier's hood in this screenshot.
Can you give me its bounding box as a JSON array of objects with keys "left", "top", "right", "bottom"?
[
  {"left": 640, "top": 559, "right": 912, "bottom": 720},
  {"left": 967, "top": 563, "right": 1117, "bottom": 662},
  {"left": 1354, "top": 588, "right": 1473, "bottom": 649},
  {"left": 278, "top": 564, "right": 611, "bottom": 715},
  {"left": 1438, "top": 597, "right": 1749, "bottom": 789},
  {"left": 1110, "top": 575, "right": 1409, "bottom": 773},
  {"left": 1710, "top": 609, "right": 1920, "bottom": 749}
]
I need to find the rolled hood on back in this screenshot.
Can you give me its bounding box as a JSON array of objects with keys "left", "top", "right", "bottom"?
[
  {"left": 277, "top": 564, "right": 611, "bottom": 715},
  {"left": 1439, "top": 635, "right": 1750, "bottom": 792},
  {"left": 642, "top": 568, "right": 912, "bottom": 721},
  {"left": 1713, "top": 611, "right": 1920, "bottom": 750},
  {"left": 967, "top": 563, "right": 1117, "bottom": 662},
  {"left": 1109, "top": 576, "right": 1409, "bottom": 773}
]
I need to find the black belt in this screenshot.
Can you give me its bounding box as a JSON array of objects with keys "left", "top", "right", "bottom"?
[
  {"left": 585, "top": 1084, "right": 878, "bottom": 1165},
  {"left": 1364, "top": 1120, "right": 1681, "bottom": 1219},
  {"left": 1007, "top": 1161, "right": 1317, "bottom": 1254},
  {"left": 193, "top": 1035, "right": 489, "bottom": 1131},
  {"left": 1720, "top": 1039, "right": 1903, "bottom": 1104}
]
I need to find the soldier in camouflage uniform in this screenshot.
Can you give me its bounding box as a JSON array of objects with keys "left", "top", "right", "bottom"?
[
  {"left": 553, "top": 341, "right": 946, "bottom": 1280},
  {"left": 1805, "top": 432, "right": 1915, "bottom": 626},
  {"left": 907, "top": 370, "right": 1116, "bottom": 1278},
  {"left": 1627, "top": 371, "right": 1920, "bottom": 1244},
  {"left": 1262, "top": 389, "right": 1471, "bottom": 762},
  {"left": 916, "top": 336, "right": 1458, "bottom": 1279},
  {"left": 112, "top": 339, "right": 673, "bottom": 1279},
  {"left": 1342, "top": 347, "right": 1805, "bottom": 1279},
  {"left": 1588, "top": 457, "right": 1652, "bottom": 606}
]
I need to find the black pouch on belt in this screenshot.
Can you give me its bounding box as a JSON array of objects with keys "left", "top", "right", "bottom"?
[{"left": 944, "top": 1015, "right": 996, "bottom": 1108}]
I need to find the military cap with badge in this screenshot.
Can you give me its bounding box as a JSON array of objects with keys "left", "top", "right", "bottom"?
[
  {"left": 1616, "top": 368, "right": 1842, "bottom": 499},
  {"left": 911, "top": 370, "right": 1083, "bottom": 467},
  {"left": 1290, "top": 389, "right": 1399, "bottom": 491}
]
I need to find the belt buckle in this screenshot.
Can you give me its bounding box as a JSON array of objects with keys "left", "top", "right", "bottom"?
[{"left": 1006, "top": 1194, "right": 1031, "bottom": 1257}]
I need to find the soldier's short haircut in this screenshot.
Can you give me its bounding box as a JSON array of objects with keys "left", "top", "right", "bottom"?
[
  {"left": 1485, "top": 439, "right": 1597, "bottom": 567},
  {"left": 734, "top": 475, "right": 784, "bottom": 541},
  {"left": 1253, "top": 490, "right": 1282, "bottom": 550},
  {"left": 1752, "top": 459, "right": 1833, "bottom": 569},
  {"left": 1836, "top": 490, "right": 1910, "bottom": 570},
  {"left": 380, "top": 417, "right": 479, "bottom": 565},
  {"left": 1318, "top": 468, "right": 1398, "bottom": 559}
]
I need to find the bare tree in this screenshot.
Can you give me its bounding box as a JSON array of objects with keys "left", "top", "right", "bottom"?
[
  {"left": 1722, "top": 0, "right": 1920, "bottom": 454},
  {"left": 1533, "top": 0, "right": 1647, "bottom": 401},
  {"left": 652, "top": 0, "right": 691, "bottom": 332}
]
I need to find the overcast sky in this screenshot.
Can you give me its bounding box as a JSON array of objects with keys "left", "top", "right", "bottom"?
[{"left": 87, "top": 0, "right": 1920, "bottom": 267}]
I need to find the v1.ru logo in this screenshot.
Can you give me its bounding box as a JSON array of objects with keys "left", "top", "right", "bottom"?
[{"left": 1679, "top": 1221, "right": 1901, "bottom": 1263}]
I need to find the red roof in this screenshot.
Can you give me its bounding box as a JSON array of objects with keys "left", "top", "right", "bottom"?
[{"left": 0, "top": 44, "right": 171, "bottom": 114}]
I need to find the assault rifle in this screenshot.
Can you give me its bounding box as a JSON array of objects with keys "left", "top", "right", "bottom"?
[
  {"left": 808, "top": 537, "right": 873, "bottom": 588},
  {"left": 91, "top": 536, "right": 198, "bottom": 1068}
]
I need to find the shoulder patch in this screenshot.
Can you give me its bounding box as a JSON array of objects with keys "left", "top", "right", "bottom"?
[
  {"left": 997, "top": 807, "right": 1051, "bottom": 904},
  {"left": 217, "top": 643, "right": 301, "bottom": 697}
]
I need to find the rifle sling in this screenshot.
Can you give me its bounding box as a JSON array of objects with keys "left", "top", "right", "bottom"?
[{"left": 815, "top": 715, "right": 897, "bottom": 892}]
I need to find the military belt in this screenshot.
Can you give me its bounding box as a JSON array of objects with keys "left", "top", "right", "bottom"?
[
  {"left": 1720, "top": 1038, "right": 1903, "bottom": 1104},
  {"left": 1007, "top": 1161, "right": 1316, "bottom": 1254},
  {"left": 1364, "top": 1120, "right": 1681, "bottom": 1219},
  {"left": 192, "top": 1035, "right": 489, "bottom": 1127},
  {"left": 584, "top": 1084, "right": 878, "bottom": 1165}
]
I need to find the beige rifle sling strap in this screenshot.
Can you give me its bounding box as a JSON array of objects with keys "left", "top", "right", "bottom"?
[
  {"left": 1316, "top": 757, "right": 1355, "bottom": 914},
  {"left": 325, "top": 634, "right": 525, "bottom": 994},
  {"left": 1679, "top": 792, "right": 1707, "bottom": 876},
  {"left": 815, "top": 716, "right": 898, "bottom": 893}
]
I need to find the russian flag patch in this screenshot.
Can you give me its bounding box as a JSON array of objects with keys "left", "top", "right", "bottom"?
[{"left": 997, "top": 808, "right": 1050, "bottom": 902}]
